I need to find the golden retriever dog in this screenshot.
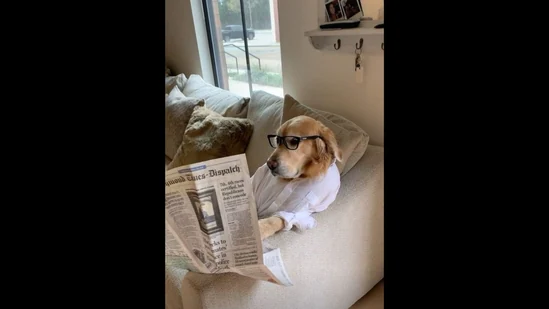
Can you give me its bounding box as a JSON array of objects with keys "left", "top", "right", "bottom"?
[{"left": 252, "top": 115, "right": 343, "bottom": 240}]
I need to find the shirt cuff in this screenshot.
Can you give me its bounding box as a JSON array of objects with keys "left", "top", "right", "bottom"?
[{"left": 273, "top": 211, "right": 317, "bottom": 232}]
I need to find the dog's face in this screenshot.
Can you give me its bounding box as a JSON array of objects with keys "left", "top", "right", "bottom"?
[{"left": 267, "top": 115, "right": 342, "bottom": 179}]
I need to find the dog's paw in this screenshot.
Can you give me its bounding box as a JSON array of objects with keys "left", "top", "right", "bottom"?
[
  {"left": 258, "top": 217, "right": 284, "bottom": 240},
  {"left": 258, "top": 219, "right": 273, "bottom": 240}
]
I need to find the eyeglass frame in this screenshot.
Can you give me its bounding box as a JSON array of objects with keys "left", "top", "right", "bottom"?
[{"left": 267, "top": 134, "right": 324, "bottom": 150}]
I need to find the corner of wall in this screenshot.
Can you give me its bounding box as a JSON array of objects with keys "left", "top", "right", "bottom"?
[
  {"left": 165, "top": 0, "right": 214, "bottom": 84},
  {"left": 189, "top": 0, "right": 214, "bottom": 84}
]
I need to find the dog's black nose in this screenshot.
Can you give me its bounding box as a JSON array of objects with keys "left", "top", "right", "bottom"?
[{"left": 267, "top": 159, "right": 278, "bottom": 171}]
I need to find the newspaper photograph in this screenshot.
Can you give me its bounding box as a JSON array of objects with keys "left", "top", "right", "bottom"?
[{"left": 165, "top": 154, "right": 293, "bottom": 286}]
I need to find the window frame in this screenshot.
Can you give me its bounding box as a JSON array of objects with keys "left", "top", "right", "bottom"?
[{"left": 200, "top": 0, "right": 254, "bottom": 94}]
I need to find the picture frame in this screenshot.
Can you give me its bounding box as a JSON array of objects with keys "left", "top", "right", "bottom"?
[
  {"left": 340, "top": 0, "right": 364, "bottom": 20},
  {"left": 325, "top": 0, "right": 345, "bottom": 22},
  {"left": 325, "top": 0, "right": 365, "bottom": 22}
]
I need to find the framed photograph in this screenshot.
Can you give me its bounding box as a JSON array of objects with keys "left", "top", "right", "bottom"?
[
  {"left": 325, "top": 0, "right": 345, "bottom": 22},
  {"left": 340, "top": 0, "right": 364, "bottom": 20}
]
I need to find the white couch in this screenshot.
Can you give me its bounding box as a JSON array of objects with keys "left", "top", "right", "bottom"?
[{"left": 165, "top": 74, "right": 384, "bottom": 309}]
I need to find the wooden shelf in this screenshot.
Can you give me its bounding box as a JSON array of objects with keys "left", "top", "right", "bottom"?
[
  {"left": 304, "top": 22, "right": 383, "bottom": 53},
  {"left": 304, "top": 25, "right": 383, "bottom": 38}
]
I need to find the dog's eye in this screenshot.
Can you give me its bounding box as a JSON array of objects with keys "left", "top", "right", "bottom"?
[{"left": 287, "top": 137, "right": 300, "bottom": 147}]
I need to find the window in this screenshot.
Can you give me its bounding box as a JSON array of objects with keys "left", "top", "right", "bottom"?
[{"left": 201, "top": 0, "right": 283, "bottom": 97}]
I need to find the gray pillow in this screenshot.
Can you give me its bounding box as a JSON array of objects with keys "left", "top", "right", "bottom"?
[
  {"left": 165, "top": 87, "right": 205, "bottom": 159},
  {"left": 312, "top": 108, "right": 369, "bottom": 176},
  {"left": 282, "top": 94, "right": 368, "bottom": 176},
  {"left": 182, "top": 74, "right": 249, "bottom": 118}
]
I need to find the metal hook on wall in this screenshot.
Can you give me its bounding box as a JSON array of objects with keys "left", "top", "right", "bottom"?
[
  {"left": 356, "top": 38, "right": 363, "bottom": 49},
  {"left": 334, "top": 39, "right": 341, "bottom": 50}
]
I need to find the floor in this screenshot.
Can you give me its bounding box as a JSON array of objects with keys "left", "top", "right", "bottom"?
[{"left": 349, "top": 280, "right": 384, "bottom": 309}]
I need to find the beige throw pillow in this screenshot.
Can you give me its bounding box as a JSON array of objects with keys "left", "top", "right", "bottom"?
[
  {"left": 167, "top": 106, "right": 254, "bottom": 170},
  {"left": 165, "top": 87, "right": 205, "bottom": 159},
  {"left": 182, "top": 74, "right": 249, "bottom": 118},
  {"left": 282, "top": 94, "right": 368, "bottom": 176}
]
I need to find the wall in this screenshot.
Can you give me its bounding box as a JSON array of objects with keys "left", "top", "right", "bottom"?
[
  {"left": 165, "top": 0, "right": 214, "bottom": 84},
  {"left": 278, "top": 0, "right": 384, "bottom": 145},
  {"left": 361, "top": 0, "right": 384, "bottom": 20}
]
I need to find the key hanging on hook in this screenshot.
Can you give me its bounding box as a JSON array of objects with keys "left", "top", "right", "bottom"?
[
  {"left": 355, "top": 45, "right": 363, "bottom": 84},
  {"left": 355, "top": 38, "right": 363, "bottom": 71},
  {"left": 355, "top": 51, "right": 362, "bottom": 71}
]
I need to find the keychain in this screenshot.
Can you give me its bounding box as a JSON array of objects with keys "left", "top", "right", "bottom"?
[{"left": 355, "top": 45, "right": 363, "bottom": 84}]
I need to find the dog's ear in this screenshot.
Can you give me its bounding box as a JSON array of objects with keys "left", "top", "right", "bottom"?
[{"left": 315, "top": 122, "right": 342, "bottom": 162}]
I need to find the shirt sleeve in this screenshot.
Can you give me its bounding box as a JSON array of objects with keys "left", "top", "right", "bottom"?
[
  {"left": 266, "top": 163, "right": 341, "bottom": 232},
  {"left": 273, "top": 182, "right": 340, "bottom": 232},
  {"left": 309, "top": 183, "right": 340, "bottom": 213},
  {"left": 251, "top": 164, "right": 267, "bottom": 195}
]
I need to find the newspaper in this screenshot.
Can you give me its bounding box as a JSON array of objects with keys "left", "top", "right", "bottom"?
[{"left": 165, "top": 154, "right": 293, "bottom": 286}]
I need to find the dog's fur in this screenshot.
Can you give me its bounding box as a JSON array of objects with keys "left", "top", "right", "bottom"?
[{"left": 258, "top": 115, "right": 342, "bottom": 239}]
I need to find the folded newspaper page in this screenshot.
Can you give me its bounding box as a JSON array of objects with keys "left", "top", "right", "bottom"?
[{"left": 165, "top": 154, "right": 293, "bottom": 286}]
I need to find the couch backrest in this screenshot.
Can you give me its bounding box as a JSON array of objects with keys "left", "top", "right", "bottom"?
[
  {"left": 166, "top": 74, "right": 369, "bottom": 177},
  {"left": 245, "top": 91, "right": 285, "bottom": 175}
]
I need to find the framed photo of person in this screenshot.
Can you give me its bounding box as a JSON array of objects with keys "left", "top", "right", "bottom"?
[
  {"left": 340, "top": 0, "right": 364, "bottom": 20},
  {"left": 325, "top": 0, "right": 345, "bottom": 22}
]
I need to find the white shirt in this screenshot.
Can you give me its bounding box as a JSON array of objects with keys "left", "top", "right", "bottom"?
[{"left": 251, "top": 162, "right": 341, "bottom": 231}]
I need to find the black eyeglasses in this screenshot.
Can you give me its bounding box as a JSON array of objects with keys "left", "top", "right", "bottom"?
[{"left": 267, "top": 134, "right": 323, "bottom": 150}]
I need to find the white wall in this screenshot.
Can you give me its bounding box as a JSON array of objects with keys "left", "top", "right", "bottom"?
[
  {"left": 361, "top": 0, "right": 384, "bottom": 20},
  {"left": 278, "top": 0, "right": 384, "bottom": 146},
  {"left": 165, "top": 0, "right": 214, "bottom": 84}
]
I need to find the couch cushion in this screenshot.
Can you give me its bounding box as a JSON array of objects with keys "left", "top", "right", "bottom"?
[
  {"left": 166, "top": 73, "right": 187, "bottom": 94},
  {"left": 282, "top": 95, "right": 368, "bottom": 176},
  {"left": 245, "top": 91, "right": 284, "bottom": 175},
  {"left": 167, "top": 106, "right": 254, "bottom": 170},
  {"left": 182, "top": 74, "right": 249, "bottom": 118},
  {"left": 165, "top": 87, "right": 205, "bottom": 159}
]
